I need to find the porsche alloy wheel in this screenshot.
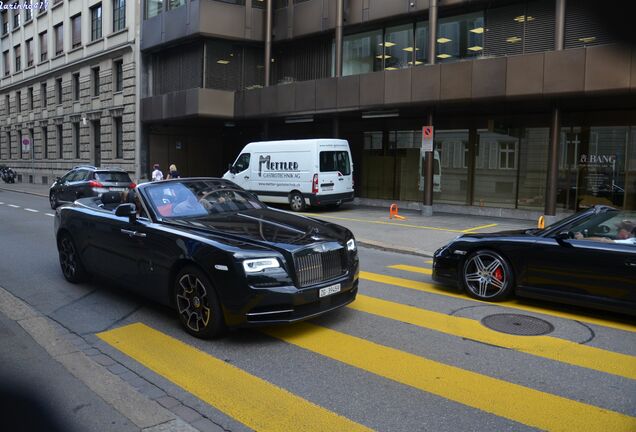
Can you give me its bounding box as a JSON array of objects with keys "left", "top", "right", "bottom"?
[
  {"left": 462, "top": 250, "right": 514, "bottom": 301},
  {"left": 58, "top": 234, "right": 88, "bottom": 283},
  {"left": 289, "top": 192, "right": 306, "bottom": 212},
  {"left": 175, "top": 267, "right": 225, "bottom": 338}
]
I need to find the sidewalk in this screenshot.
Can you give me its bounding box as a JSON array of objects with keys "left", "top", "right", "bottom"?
[{"left": 0, "top": 181, "right": 538, "bottom": 257}]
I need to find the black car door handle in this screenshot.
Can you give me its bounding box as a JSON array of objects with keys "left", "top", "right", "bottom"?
[{"left": 120, "top": 229, "right": 147, "bottom": 238}]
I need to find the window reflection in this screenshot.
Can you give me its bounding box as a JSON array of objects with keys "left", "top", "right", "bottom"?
[
  {"left": 146, "top": 0, "right": 163, "bottom": 18},
  {"left": 343, "top": 30, "right": 383, "bottom": 76},
  {"left": 434, "top": 130, "right": 469, "bottom": 205},
  {"left": 437, "top": 12, "right": 484, "bottom": 62},
  {"left": 384, "top": 24, "right": 414, "bottom": 70},
  {"left": 474, "top": 129, "right": 520, "bottom": 208}
]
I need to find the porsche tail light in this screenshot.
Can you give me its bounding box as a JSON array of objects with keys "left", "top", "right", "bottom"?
[{"left": 312, "top": 174, "right": 319, "bottom": 194}]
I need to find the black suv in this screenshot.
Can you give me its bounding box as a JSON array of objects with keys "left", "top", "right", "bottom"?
[{"left": 49, "top": 166, "right": 135, "bottom": 209}]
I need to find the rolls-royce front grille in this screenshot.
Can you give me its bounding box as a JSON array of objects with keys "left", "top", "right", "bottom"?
[{"left": 294, "top": 248, "right": 346, "bottom": 287}]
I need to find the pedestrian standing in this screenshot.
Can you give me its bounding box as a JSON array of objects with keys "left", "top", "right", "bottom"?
[
  {"left": 151, "top": 164, "right": 164, "bottom": 182},
  {"left": 167, "top": 164, "right": 181, "bottom": 179}
]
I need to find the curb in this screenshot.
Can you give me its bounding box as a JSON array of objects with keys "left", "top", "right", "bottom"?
[
  {"left": 0, "top": 286, "right": 197, "bottom": 432},
  {"left": 0, "top": 186, "right": 48, "bottom": 198},
  {"left": 358, "top": 238, "right": 435, "bottom": 258}
]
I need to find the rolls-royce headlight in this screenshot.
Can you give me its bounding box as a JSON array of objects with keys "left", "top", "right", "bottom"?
[
  {"left": 346, "top": 238, "right": 356, "bottom": 251},
  {"left": 243, "top": 258, "right": 281, "bottom": 273}
]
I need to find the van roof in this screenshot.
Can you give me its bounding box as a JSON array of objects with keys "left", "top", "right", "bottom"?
[{"left": 245, "top": 138, "right": 349, "bottom": 147}]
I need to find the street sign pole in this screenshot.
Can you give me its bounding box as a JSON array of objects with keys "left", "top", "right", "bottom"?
[{"left": 422, "top": 121, "right": 434, "bottom": 216}]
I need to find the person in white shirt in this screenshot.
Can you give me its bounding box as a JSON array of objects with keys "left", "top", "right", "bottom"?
[{"left": 151, "top": 164, "right": 164, "bottom": 182}]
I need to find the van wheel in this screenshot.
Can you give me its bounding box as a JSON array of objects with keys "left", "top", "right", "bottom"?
[{"left": 289, "top": 192, "right": 306, "bottom": 212}]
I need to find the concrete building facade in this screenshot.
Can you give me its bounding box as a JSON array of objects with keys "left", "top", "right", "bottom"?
[{"left": 0, "top": 0, "right": 140, "bottom": 184}]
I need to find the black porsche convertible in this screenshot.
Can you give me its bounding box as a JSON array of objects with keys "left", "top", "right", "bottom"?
[
  {"left": 54, "top": 178, "right": 359, "bottom": 338},
  {"left": 433, "top": 206, "right": 636, "bottom": 315}
]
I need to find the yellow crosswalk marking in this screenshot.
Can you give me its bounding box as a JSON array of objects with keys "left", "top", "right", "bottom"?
[
  {"left": 360, "top": 271, "right": 636, "bottom": 333},
  {"left": 303, "top": 212, "right": 465, "bottom": 233},
  {"left": 388, "top": 264, "right": 432, "bottom": 275},
  {"left": 265, "top": 323, "right": 636, "bottom": 432},
  {"left": 425, "top": 260, "right": 433, "bottom": 264},
  {"left": 98, "top": 323, "right": 372, "bottom": 432},
  {"left": 349, "top": 294, "right": 636, "bottom": 380}
]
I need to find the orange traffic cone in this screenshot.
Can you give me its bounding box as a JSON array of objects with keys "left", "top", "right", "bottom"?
[{"left": 389, "top": 203, "right": 407, "bottom": 220}]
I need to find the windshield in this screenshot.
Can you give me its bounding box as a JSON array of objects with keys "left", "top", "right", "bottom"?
[
  {"left": 145, "top": 180, "right": 265, "bottom": 219},
  {"left": 95, "top": 171, "right": 132, "bottom": 183}
]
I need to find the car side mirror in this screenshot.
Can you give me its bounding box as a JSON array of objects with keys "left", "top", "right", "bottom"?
[
  {"left": 115, "top": 203, "right": 137, "bottom": 224},
  {"left": 55, "top": 176, "right": 61, "bottom": 182}
]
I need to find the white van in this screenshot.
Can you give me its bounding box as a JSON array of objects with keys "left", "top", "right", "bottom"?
[{"left": 223, "top": 139, "right": 354, "bottom": 211}]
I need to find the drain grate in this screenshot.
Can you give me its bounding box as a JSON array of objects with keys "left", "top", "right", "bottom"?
[{"left": 481, "top": 313, "right": 554, "bottom": 336}]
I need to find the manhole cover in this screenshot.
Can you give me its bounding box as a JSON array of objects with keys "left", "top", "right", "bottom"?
[{"left": 481, "top": 313, "right": 554, "bottom": 336}]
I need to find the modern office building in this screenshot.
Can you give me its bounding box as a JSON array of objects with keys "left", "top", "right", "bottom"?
[{"left": 0, "top": 0, "right": 139, "bottom": 184}]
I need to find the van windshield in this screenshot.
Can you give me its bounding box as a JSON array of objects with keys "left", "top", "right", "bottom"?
[{"left": 320, "top": 151, "right": 351, "bottom": 175}]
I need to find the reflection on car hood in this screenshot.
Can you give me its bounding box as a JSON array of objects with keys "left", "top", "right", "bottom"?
[
  {"left": 460, "top": 229, "right": 530, "bottom": 239},
  {"left": 165, "top": 208, "right": 346, "bottom": 247}
]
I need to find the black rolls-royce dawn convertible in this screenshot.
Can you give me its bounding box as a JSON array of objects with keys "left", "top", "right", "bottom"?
[
  {"left": 54, "top": 178, "right": 359, "bottom": 338},
  {"left": 433, "top": 206, "right": 636, "bottom": 316}
]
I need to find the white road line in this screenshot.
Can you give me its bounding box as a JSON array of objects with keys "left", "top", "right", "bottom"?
[
  {"left": 7, "top": 204, "right": 20, "bottom": 208},
  {"left": 24, "top": 208, "right": 39, "bottom": 213},
  {"left": 45, "top": 213, "right": 55, "bottom": 217}
]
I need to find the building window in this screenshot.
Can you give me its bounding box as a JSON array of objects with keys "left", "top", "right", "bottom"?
[
  {"left": 146, "top": 0, "right": 163, "bottom": 19},
  {"left": 28, "top": 128, "right": 34, "bottom": 157},
  {"left": 54, "top": 23, "right": 63, "bottom": 55},
  {"left": 56, "top": 77, "right": 63, "bottom": 104},
  {"left": 71, "top": 14, "right": 81, "bottom": 48},
  {"left": 26, "top": 39, "right": 33, "bottom": 67},
  {"left": 56, "top": 124, "right": 63, "bottom": 158},
  {"left": 41, "top": 83, "right": 47, "bottom": 107},
  {"left": 343, "top": 30, "right": 383, "bottom": 76},
  {"left": 28, "top": 87, "right": 33, "bottom": 110},
  {"left": 39, "top": 31, "right": 48, "bottom": 61},
  {"left": 73, "top": 122, "right": 80, "bottom": 158},
  {"left": 114, "top": 59, "right": 123, "bottom": 92},
  {"left": 18, "top": 130, "right": 23, "bottom": 158},
  {"left": 168, "top": 0, "right": 185, "bottom": 10},
  {"left": 14, "top": 45, "right": 21, "bottom": 72},
  {"left": 114, "top": 117, "right": 123, "bottom": 158},
  {"left": 3, "top": 50, "right": 9, "bottom": 76},
  {"left": 383, "top": 24, "right": 415, "bottom": 70},
  {"left": 1, "top": 11, "right": 8, "bottom": 35},
  {"left": 92, "top": 67, "right": 100, "bottom": 96},
  {"left": 7, "top": 132, "right": 13, "bottom": 159},
  {"left": 25, "top": 4, "right": 32, "bottom": 22},
  {"left": 16, "top": 91, "right": 21, "bottom": 113},
  {"left": 42, "top": 126, "right": 48, "bottom": 159},
  {"left": 12, "top": 3, "right": 20, "bottom": 29},
  {"left": 113, "top": 0, "right": 126, "bottom": 32},
  {"left": 72, "top": 73, "right": 80, "bottom": 101},
  {"left": 90, "top": 4, "right": 102, "bottom": 41},
  {"left": 436, "top": 12, "right": 484, "bottom": 62},
  {"left": 499, "top": 142, "right": 517, "bottom": 169}
]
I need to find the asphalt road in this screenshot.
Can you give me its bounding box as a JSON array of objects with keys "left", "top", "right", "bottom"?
[{"left": 1, "top": 189, "right": 635, "bottom": 432}]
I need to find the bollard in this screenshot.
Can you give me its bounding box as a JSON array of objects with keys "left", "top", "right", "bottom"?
[{"left": 389, "top": 203, "right": 407, "bottom": 220}]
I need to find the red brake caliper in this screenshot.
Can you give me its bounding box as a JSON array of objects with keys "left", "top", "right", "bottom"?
[{"left": 493, "top": 266, "right": 504, "bottom": 282}]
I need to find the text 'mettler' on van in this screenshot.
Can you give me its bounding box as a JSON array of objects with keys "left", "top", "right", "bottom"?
[{"left": 223, "top": 139, "right": 354, "bottom": 212}]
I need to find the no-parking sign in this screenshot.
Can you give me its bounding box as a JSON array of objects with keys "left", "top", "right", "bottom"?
[
  {"left": 421, "top": 126, "right": 434, "bottom": 152},
  {"left": 21, "top": 136, "right": 31, "bottom": 153}
]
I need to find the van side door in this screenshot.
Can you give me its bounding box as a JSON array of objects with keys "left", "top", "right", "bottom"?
[{"left": 318, "top": 150, "right": 353, "bottom": 196}]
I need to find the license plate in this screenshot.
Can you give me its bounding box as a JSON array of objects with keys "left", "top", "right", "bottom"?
[
  {"left": 319, "top": 283, "right": 341, "bottom": 298},
  {"left": 109, "top": 187, "right": 125, "bottom": 192}
]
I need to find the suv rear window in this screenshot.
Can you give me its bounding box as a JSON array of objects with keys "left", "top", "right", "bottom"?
[
  {"left": 95, "top": 171, "right": 132, "bottom": 183},
  {"left": 320, "top": 151, "right": 351, "bottom": 175}
]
